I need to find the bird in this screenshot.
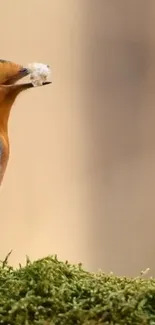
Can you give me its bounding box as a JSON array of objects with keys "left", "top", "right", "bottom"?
[{"left": 0, "top": 59, "right": 51, "bottom": 186}]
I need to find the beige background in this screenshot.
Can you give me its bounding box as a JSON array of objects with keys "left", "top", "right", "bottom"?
[{"left": 0, "top": 0, "right": 155, "bottom": 276}]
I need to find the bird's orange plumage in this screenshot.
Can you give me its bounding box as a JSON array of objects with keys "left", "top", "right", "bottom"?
[{"left": 0, "top": 59, "right": 51, "bottom": 185}]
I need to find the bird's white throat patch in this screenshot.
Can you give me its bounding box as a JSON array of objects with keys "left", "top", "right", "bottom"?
[{"left": 27, "top": 63, "right": 51, "bottom": 87}]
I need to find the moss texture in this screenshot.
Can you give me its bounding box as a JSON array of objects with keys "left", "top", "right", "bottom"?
[{"left": 0, "top": 253, "right": 154, "bottom": 324}]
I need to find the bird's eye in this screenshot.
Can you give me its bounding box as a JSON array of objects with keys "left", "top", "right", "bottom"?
[{"left": 20, "top": 68, "right": 28, "bottom": 73}]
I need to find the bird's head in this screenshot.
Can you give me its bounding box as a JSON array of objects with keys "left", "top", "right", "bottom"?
[
  {"left": 0, "top": 60, "right": 51, "bottom": 94},
  {"left": 0, "top": 60, "right": 51, "bottom": 125}
]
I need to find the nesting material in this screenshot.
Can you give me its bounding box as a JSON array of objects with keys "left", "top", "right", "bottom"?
[{"left": 27, "top": 62, "right": 51, "bottom": 87}]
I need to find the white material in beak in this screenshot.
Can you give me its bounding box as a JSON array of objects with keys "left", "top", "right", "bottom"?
[{"left": 27, "top": 63, "right": 51, "bottom": 87}]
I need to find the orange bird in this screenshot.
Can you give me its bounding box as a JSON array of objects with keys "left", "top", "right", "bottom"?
[{"left": 0, "top": 59, "right": 51, "bottom": 186}]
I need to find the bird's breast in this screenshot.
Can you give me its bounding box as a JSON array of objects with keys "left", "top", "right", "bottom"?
[{"left": 0, "top": 133, "right": 9, "bottom": 185}]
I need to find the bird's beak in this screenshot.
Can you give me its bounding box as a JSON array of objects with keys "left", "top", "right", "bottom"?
[
  {"left": 23, "top": 81, "right": 52, "bottom": 88},
  {"left": 17, "top": 81, "right": 52, "bottom": 90},
  {"left": 5, "top": 81, "right": 52, "bottom": 95}
]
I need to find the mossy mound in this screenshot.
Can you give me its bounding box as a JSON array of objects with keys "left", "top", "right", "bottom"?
[{"left": 0, "top": 254, "right": 155, "bottom": 324}]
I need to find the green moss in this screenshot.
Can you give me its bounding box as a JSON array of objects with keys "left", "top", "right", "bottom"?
[{"left": 0, "top": 253, "right": 155, "bottom": 324}]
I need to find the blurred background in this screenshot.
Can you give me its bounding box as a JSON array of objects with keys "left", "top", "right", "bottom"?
[{"left": 0, "top": 0, "right": 155, "bottom": 276}]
